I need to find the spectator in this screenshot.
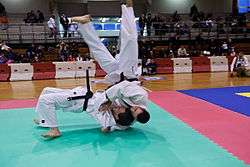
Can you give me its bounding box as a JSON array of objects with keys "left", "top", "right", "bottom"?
[
  {"left": 145, "top": 59, "right": 157, "bottom": 75},
  {"left": 37, "top": 10, "right": 45, "bottom": 23},
  {"left": 178, "top": 45, "right": 188, "bottom": 57},
  {"left": 76, "top": 54, "right": 83, "bottom": 61},
  {"left": 190, "top": 4, "right": 198, "bottom": 18},
  {"left": 110, "top": 45, "right": 117, "bottom": 57},
  {"left": 230, "top": 52, "right": 250, "bottom": 77},
  {"left": 169, "top": 48, "right": 174, "bottom": 58},
  {"left": 18, "top": 54, "right": 30, "bottom": 63},
  {"left": 172, "top": 11, "right": 180, "bottom": 22},
  {"left": 60, "top": 14, "right": 69, "bottom": 37},
  {"left": 70, "top": 42, "right": 79, "bottom": 57},
  {"left": 136, "top": 63, "right": 142, "bottom": 77},
  {"left": 5, "top": 49, "right": 15, "bottom": 63},
  {"left": 58, "top": 41, "right": 68, "bottom": 61},
  {"left": 24, "top": 12, "right": 31, "bottom": 23},
  {"left": 29, "top": 10, "right": 37, "bottom": 23},
  {"left": 0, "top": 50, "right": 7, "bottom": 64},
  {"left": 32, "top": 55, "right": 40, "bottom": 63},
  {"left": 221, "top": 41, "right": 229, "bottom": 56},
  {"left": 47, "top": 15, "right": 57, "bottom": 38},
  {"left": 139, "top": 14, "right": 146, "bottom": 36},
  {"left": 67, "top": 54, "right": 75, "bottom": 61},
  {"left": 0, "top": 41, "right": 10, "bottom": 51},
  {"left": 26, "top": 44, "right": 36, "bottom": 60},
  {"left": 68, "top": 23, "right": 78, "bottom": 37}
]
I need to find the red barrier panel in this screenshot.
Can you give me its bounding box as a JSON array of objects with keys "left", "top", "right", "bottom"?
[
  {"left": 0, "top": 64, "right": 10, "bottom": 81},
  {"left": 95, "top": 62, "right": 106, "bottom": 77},
  {"left": 192, "top": 57, "right": 211, "bottom": 72},
  {"left": 226, "top": 56, "right": 235, "bottom": 71},
  {"left": 155, "top": 58, "right": 174, "bottom": 74},
  {"left": 32, "top": 62, "right": 56, "bottom": 80}
]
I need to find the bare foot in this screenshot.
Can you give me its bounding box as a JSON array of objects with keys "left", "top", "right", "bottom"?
[
  {"left": 126, "top": 0, "right": 133, "bottom": 7},
  {"left": 72, "top": 15, "right": 91, "bottom": 24},
  {"left": 33, "top": 119, "right": 40, "bottom": 125},
  {"left": 42, "top": 128, "right": 61, "bottom": 138}
]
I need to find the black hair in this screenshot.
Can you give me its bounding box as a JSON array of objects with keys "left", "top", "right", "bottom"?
[
  {"left": 137, "top": 109, "right": 150, "bottom": 124},
  {"left": 116, "top": 108, "right": 135, "bottom": 126}
]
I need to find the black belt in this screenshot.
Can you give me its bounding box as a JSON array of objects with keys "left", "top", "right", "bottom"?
[
  {"left": 67, "top": 69, "right": 93, "bottom": 111},
  {"left": 119, "top": 72, "right": 138, "bottom": 83}
]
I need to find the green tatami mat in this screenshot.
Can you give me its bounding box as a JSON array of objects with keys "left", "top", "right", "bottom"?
[{"left": 0, "top": 103, "right": 247, "bottom": 167}]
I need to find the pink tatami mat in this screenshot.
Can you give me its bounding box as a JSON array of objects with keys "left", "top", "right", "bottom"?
[
  {"left": 149, "top": 91, "right": 250, "bottom": 164},
  {"left": 0, "top": 99, "right": 37, "bottom": 110}
]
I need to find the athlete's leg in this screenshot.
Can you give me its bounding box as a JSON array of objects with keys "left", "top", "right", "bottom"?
[
  {"left": 116, "top": 1, "right": 139, "bottom": 79},
  {"left": 73, "top": 16, "right": 119, "bottom": 74}
]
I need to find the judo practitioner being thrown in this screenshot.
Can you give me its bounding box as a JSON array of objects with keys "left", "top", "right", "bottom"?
[
  {"left": 71, "top": 0, "right": 150, "bottom": 123},
  {"left": 34, "top": 0, "right": 150, "bottom": 138}
]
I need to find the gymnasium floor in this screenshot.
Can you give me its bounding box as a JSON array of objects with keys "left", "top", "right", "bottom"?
[{"left": 0, "top": 72, "right": 250, "bottom": 167}]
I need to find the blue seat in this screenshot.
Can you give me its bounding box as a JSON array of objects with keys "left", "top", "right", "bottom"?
[
  {"left": 104, "top": 24, "right": 116, "bottom": 30},
  {"left": 116, "top": 23, "right": 121, "bottom": 30},
  {"left": 93, "top": 23, "right": 103, "bottom": 30}
]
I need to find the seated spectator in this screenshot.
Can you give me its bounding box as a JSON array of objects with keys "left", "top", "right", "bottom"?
[
  {"left": 24, "top": 12, "right": 31, "bottom": 23},
  {"left": 29, "top": 10, "right": 37, "bottom": 23},
  {"left": 168, "top": 48, "right": 174, "bottom": 58},
  {"left": 68, "top": 23, "right": 78, "bottom": 37},
  {"left": 67, "top": 54, "right": 75, "bottom": 61},
  {"left": 76, "top": 54, "right": 83, "bottom": 61},
  {"left": 70, "top": 42, "right": 79, "bottom": 57},
  {"left": 178, "top": 46, "right": 188, "bottom": 57},
  {"left": 32, "top": 55, "right": 40, "bottom": 63},
  {"left": 26, "top": 44, "right": 36, "bottom": 60},
  {"left": 230, "top": 52, "right": 250, "bottom": 77},
  {"left": 136, "top": 63, "right": 142, "bottom": 76},
  {"left": 24, "top": 10, "right": 37, "bottom": 23},
  {"left": 15, "top": 54, "right": 29, "bottom": 63},
  {"left": 37, "top": 10, "right": 45, "bottom": 23},
  {"left": 221, "top": 41, "right": 229, "bottom": 56},
  {"left": 36, "top": 45, "right": 44, "bottom": 58},
  {"left": 84, "top": 52, "right": 92, "bottom": 61},
  {"left": 145, "top": 59, "right": 157, "bottom": 75},
  {"left": 0, "top": 50, "right": 7, "bottom": 64},
  {"left": 0, "top": 41, "right": 11, "bottom": 51},
  {"left": 58, "top": 41, "right": 69, "bottom": 61},
  {"left": 5, "top": 49, "right": 15, "bottom": 63}
]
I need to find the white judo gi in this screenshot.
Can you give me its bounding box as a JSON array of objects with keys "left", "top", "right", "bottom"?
[
  {"left": 35, "top": 4, "right": 148, "bottom": 132},
  {"left": 35, "top": 87, "right": 127, "bottom": 131},
  {"left": 76, "top": 4, "right": 148, "bottom": 110},
  {"left": 77, "top": 4, "right": 138, "bottom": 84}
]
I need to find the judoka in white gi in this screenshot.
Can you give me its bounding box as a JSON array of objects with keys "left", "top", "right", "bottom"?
[
  {"left": 34, "top": 0, "right": 150, "bottom": 138},
  {"left": 34, "top": 86, "right": 134, "bottom": 138},
  {"left": 72, "top": 0, "right": 150, "bottom": 124}
]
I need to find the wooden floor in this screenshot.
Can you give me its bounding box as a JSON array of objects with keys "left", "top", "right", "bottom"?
[{"left": 0, "top": 72, "right": 250, "bottom": 100}]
